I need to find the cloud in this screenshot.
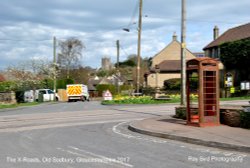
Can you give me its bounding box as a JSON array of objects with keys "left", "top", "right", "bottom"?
[{"left": 0, "top": 0, "right": 249, "bottom": 70}]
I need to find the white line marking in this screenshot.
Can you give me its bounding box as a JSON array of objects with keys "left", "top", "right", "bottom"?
[
  {"left": 68, "top": 146, "right": 134, "bottom": 168},
  {"left": 113, "top": 122, "right": 249, "bottom": 158},
  {"left": 112, "top": 121, "right": 168, "bottom": 144},
  {"left": 112, "top": 121, "right": 135, "bottom": 139}
]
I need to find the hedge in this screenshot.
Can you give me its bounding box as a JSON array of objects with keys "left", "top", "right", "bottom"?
[{"left": 96, "top": 84, "right": 116, "bottom": 96}]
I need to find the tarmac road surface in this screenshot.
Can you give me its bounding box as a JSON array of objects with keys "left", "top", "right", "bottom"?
[{"left": 0, "top": 101, "right": 249, "bottom": 168}]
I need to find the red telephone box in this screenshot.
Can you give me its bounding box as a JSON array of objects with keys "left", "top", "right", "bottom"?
[{"left": 186, "top": 57, "right": 220, "bottom": 127}]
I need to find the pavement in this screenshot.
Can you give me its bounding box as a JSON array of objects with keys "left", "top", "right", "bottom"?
[{"left": 128, "top": 115, "right": 250, "bottom": 153}]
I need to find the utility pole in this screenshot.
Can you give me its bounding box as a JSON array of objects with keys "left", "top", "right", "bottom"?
[
  {"left": 136, "top": 0, "right": 143, "bottom": 93},
  {"left": 181, "top": 0, "right": 187, "bottom": 106},
  {"left": 116, "top": 40, "right": 120, "bottom": 70},
  {"left": 116, "top": 40, "right": 120, "bottom": 94},
  {"left": 53, "top": 36, "right": 57, "bottom": 100}
]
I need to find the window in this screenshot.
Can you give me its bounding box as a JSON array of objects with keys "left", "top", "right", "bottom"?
[
  {"left": 39, "top": 90, "right": 46, "bottom": 94},
  {"left": 48, "top": 90, "right": 54, "bottom": 94}
]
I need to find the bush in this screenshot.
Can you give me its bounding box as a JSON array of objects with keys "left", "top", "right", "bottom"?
[
  {"left": 96, "top": 84, "right": 116, "bottom": 96},
  {"left": 0, "top": 81, "right": 18, "bottom": 92},
  {"left": 164, "top": 77, "right": 198, "bottom": 91},
  {"left": 120, "top": 85, "right": 133, "bottom": 91},
  {"left": 102, "top": 95, "right": 169, "bottom": 105},
  {"left": 120, "top": 85, "right": 133, "bottom": 96},
  {"left": 175, "top": 106, "right": 187, "bottom": 119},
  {"left": 164, "top": 78, "right": 181, "bottom": 90},
  {"left": 142, "top": 87, "right": 155, "bottom": 96},
  {"left": 57, "top": 78, "right": 75, "bottom": 89},
  {"left": 240, "top": 112, "right": 250, "bottom": 128}
]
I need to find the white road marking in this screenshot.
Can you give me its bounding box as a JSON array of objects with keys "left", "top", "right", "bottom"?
[
  {"left": 63, "top": 146, "right": 134, "bottom": 168},
  {"left": 112, "top": 121, "right": 168, "bottom": 144},
  {"left": 69, "top": 146, "right": 133, "bottom": 167},
  {"left": 112, "top": 121, "right": 249, "bottom": 158}
]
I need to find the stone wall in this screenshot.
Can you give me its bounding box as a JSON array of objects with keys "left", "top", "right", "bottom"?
[
  {"left": 0, "top": 92, "right": 16, "bottom": 104},
  {"left": 175, "top": 106, "right": 250, "bottom": 128}
]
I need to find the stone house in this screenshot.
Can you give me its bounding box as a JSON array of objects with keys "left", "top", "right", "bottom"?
[
  {"left": 203, "top": 23, "right": 250, "bottom": 90},
  {"left": 203, "top": 23, "right": 250, "bottom": 59},
  {"left": 87, "top": 75, "right": 128, "bottom": 97},
  {"left": 145, "top": 33, "right": 196, "bottom": 88}
]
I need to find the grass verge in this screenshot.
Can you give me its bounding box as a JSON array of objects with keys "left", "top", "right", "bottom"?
[
  {"left": 220, "top": 96, "right": 250, "bottom": 101},
  {"left": 102, "top": 96, "right": 180, "bottom": 105},
  {"left": 0, "top": 102, "right": 40, "bottom": 110}
]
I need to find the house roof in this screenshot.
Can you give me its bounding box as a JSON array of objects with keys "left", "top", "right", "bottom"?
[
  {"left": 87, "top": 83, "right": 97, "bottom": 91},
  {"left": 204, "top": 22, "right": 250, "bottom": 50},
  {"left": 88, "top": 78, "right": 101, "bottom": 86},
  {"left": 151, "top": 34, "right": 196, "bottom": 67},
  {"left": 151, "top": 60, "right": 181, "bottom": 72}
]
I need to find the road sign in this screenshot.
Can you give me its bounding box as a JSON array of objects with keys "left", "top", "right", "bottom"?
[
  {"left": 241, "top": 81, "right": 250, "bottom": 90},
  {"left": 230, "top": 87, "right": 235, "bottom": 94},
  {"left": 103, "top": 90, "right": 113, "bottom": 100}
]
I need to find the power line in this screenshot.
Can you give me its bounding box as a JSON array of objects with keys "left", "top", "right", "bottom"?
[
  {"left": 120, "top": 44, "right": 129, "bottom": 58},
  {"left": 127, "top": 0, "right": 139, "bottom": 28}
]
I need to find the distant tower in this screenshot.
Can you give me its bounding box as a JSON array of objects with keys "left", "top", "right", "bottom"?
[{"left": 101, "top": 56, "right": 113, "bottom": 71}]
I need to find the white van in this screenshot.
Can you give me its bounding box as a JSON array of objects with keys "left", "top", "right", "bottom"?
[
  {"left": 66, "top": 84, "right": 89, "bottom": 102},
  {"left": 24, "top": 89, "right": 59, "bottom": 102},
  {"left": 24, "top": 90, "right": 35, "bottom": 102}
]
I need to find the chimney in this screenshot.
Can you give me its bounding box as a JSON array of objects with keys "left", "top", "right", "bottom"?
[
  {"left": 213, "top": 26, "right": 219, "bottom": 40},
  {"left": 172, "top": 32, "right": 177, "bottom": 41}
]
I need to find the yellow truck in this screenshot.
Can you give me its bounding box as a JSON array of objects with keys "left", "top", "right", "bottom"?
[{"left": 66, "top": 84, "right": 89, "bottom": 102}]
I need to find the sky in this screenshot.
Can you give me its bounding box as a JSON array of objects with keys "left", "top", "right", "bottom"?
[{"left": 0, "top": 0, "right": 249, "bottom": 70}]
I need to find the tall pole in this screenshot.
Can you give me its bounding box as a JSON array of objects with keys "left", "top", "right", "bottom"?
[
  {"left": 116, "top": 40, "right": 120, "bottom": 70},
  {"left": 181, "top": 0, "right": 187, "bottom": 106},
  {"left": 53, "top": 36, "right": 57, "bottom": 99},
  {"left": 136, "top": 0, "right": 143, "bottom": 93},
  {"left": 116, "top": 40, "right": 120, "bottom": 94}
]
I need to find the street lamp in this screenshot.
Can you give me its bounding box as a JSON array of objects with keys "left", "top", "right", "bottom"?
[{"left": 122, "top": 28, "right": 130, "bottom": 32}]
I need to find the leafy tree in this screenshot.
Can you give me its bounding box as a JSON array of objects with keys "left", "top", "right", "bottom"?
[
  {"left": 69, "top": 66, "right": 94, "bottom": 84},
  {"left": 220, "top": 39, "right": 250, "bottom": 82},
  {"left": 7, "top": 59, "right": 53, "bottom": 100},
  {"left": 57, "top": 38, "right": 85, "bottom": 79},
  {"left": 118, "top": 59, "right": 136, "bottom": 67},
  {"left": 57, "top": 78, "right": 75, "bottom": 89},
  {"left": 96, "top": 70, "right": 108, "bottom": 77}
]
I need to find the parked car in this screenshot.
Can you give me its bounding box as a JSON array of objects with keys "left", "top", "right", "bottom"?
[{"left": 24, "top": 89, "right": 59, "bottom": 102}]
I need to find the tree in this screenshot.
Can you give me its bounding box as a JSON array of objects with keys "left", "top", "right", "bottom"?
[
  {"left": 220, "top": 39, "right": 250, "bottom": 83},
  {"left": 7, "top": 59, "right": 54, "bottom": 100},
  {"left": 57, "top": 38, "right": 85, "bottom": 79},
  {"left": 70, "top": 66, "right": 94, "bottom": 84},
  {"left": 114, "top": 55, "right": 151, "bottom": 88}
]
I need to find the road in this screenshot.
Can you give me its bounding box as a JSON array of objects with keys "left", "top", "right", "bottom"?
[{"left": 0, "top": 101, "right": 249, "bottom": 168}]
